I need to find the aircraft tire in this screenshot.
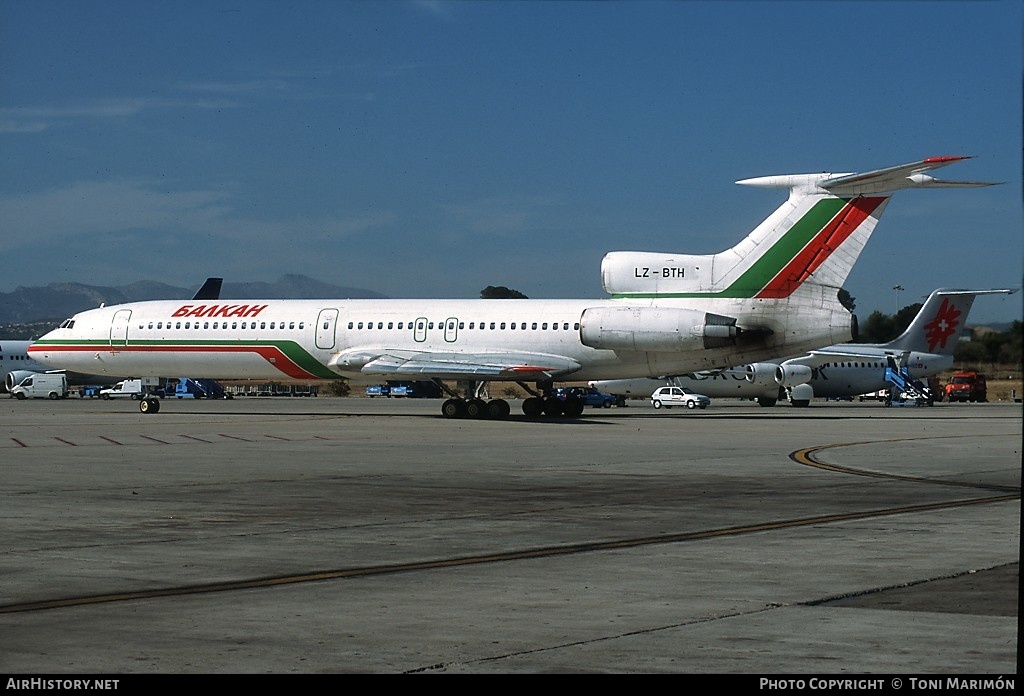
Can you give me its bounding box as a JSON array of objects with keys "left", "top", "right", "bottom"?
[
  {"left": 441, "top": 398, "right": 466, "bottom": 419},
  {"left": 466, "top": 399, "right": 487, "bottom": 419},
  {"left": 542, "top": 396, "right": 563, "bottom": 417},
  {"left": 522, "top": 397, "right": 543, "bottom": 418},
  {"left": 139, "top": 398, "right": 161, "bottom": 414},
  {"left": 486, "top": 399, "right": 510, "bottom": 419},
  {"left": 791, "top": 400, "right": 810, "bottom": 407},
  {"left": 562, "top": 397, "right": 585, "bottom": 418},
  {"left": 757, "top": 397, "right": 777, "bottom": 407}
]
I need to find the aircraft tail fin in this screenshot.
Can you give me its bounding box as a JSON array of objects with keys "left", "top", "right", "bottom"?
[
  {"left": 884, "top": 288, "right": 1017, "bottom": 355},
  {"left": 601, "top": 156, "right": 997, "bottom": 301},
  {"left": 192, "top": 278, "right": 223, "bottom": 301}
]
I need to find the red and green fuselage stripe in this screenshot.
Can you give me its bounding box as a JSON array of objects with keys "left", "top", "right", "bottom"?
[
  {"left": 611, "top": 196, "right": 887, "bottom": 299},
  {"left": 27, "top": 340, "right": 340, "bottom": 380}
]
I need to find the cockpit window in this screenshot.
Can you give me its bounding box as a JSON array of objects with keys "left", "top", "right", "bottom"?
[{"left": 58, "top": 319, "right": 76, "bottom": 329}]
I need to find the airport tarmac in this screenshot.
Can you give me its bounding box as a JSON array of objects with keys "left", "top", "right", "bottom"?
[{"left": 0, "top": 396, "right": 1019, "bottom": 675}]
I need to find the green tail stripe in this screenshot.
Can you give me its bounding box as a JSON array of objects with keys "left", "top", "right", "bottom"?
[
  {"left": 721, "top": 197, "right": 848, "bottom": 297},
  {"left": 610, "top": 198, "right": 849, "bottom": 300}
]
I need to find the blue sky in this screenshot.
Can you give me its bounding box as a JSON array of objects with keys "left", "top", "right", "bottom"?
[{"left": 1, "top": 0, "right": 1021, "bottom": 324}]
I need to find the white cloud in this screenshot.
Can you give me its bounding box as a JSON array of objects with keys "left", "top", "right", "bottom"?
[
  {"left": 0, "top": 179, "right": 396, "bottom": 254},
  {"left": 440, "top": 195, "right": 558, "bottom": 237},
  {"left": 0, "top": 97, "right": 242, "bottom": 134}
]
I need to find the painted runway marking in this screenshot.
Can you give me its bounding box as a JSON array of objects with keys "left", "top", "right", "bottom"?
[
  {"left": 791, "top": 432, "right": 1022, "bottom": 494},
  {"left": 0, "top": 432, "right": 339, "bottom": 448}
]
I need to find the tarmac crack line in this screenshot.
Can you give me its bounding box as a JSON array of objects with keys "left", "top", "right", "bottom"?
[
  {"left": 406, "top": 604, "right": 778, "bottom": 673},
  {"left": 0, "top": 494, "right": 1016, "bottom": 616}
]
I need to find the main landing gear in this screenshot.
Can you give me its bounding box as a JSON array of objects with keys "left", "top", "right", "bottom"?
[
  {"left": 435, "top": 380, "right": 584, "bottom": 420},
  {"left": 440, "top": 397, "right": 512, "bottom": 419}
]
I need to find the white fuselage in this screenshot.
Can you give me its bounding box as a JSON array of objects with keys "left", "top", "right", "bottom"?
[{"left": 28, "top": 295, "right": 848, "bottom": 384}]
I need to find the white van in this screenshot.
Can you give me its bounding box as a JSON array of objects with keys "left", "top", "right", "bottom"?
[
  {"left": 11, "top": 373, "right": 69, "bottom": 400},
  {"left": 100, "top": 379, "right": 145, "bottom": 400}
]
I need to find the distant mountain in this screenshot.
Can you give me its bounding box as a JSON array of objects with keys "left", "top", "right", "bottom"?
[{"left": 0, "top": 274, "right": 387, "bottom": 323}]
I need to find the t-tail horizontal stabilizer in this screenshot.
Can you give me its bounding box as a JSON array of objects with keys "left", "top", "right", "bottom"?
[{"left": 736, "top": 156, "right": 1001, "bottom": 194}]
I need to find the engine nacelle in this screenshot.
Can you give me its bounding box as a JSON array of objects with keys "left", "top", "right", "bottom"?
[
  {"left": 775, "top": 364, "right": 813, "bottom": 387},
  {"left": 580, "top": 306, "right": 737, "bottom": 353},
  {"left": 743, "top": 363, "right": 778, "bottom": 387},
  {"left": 4, "top": 370, "right": 40, "bottom": 392}
]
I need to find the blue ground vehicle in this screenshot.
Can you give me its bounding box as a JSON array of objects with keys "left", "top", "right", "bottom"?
[
  {"left": 367, "top": 381, "right": 442, "bottom": 398},
  {"left": 165, "top": 378, "right": 230, "bottom": 399},
  {"left": 554, "top": 386, "right": 616, "bottom": 408}
]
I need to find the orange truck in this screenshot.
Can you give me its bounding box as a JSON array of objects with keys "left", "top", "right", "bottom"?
[{"left": 944, "top": 371, "right": 987, "bottom": 403}]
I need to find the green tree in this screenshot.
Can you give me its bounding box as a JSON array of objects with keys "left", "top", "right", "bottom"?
[
  {"left": 856, "top": 311, "right": 896, "bottom": 343},
  {"left": 837, "top": 288, "right": 856, "bottom": 312},
  {"left": 481, "top": 286, "right": 528, "bottom": 299},
  {"left": 893, "top": 302, "right": 923, "bottom": 336},
  {"left": 854, "top": 302, "right": 926, "bottom": 344},
  {"left": 952, "top": 321, "right": 1022, "bottom": 369}
]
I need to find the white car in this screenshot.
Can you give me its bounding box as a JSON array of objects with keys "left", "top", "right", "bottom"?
[
  {"left": 651, "top": 386, "right": 711, "bottom": 410},
  {"left": 99, "top": 379, "right": 146, "bottom": 400}
]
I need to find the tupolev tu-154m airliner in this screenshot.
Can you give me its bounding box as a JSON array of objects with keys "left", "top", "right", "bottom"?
[{"left": 29, "top": 156, "right": 997, "bottom": 418}]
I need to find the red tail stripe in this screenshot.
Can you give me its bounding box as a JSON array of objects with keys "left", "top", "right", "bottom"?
[{"left": 756, "top": 197, "right": 886, "bottom": 299}]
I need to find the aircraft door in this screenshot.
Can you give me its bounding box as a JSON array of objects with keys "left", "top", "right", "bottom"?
[
  {"left": 414, "top": 317, "right": 428, "bottom": 343},
  {"left": 109, "top": 309, "right": 131, "bottom": 352},
  {"left": 316, "top": 308, "right": 339, "bottom": 350},
  {"left": 444, "top": 317, "right": 458, "bottom": 343}
]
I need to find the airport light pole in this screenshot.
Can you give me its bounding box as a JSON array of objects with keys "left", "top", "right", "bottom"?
[{"left": 892, "top": 285, "right": 904, "bottom": 313}]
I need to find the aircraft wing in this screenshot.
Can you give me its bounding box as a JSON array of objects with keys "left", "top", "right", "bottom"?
[
  {"left": 789, "top": 349, "right": 896, "bottom": 368},
  {"left": 820, "top": 156, "right": 1002, "bottom": 194},
  {"left": 337, "top": 350, "right": 582, "bottom": 380}
]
